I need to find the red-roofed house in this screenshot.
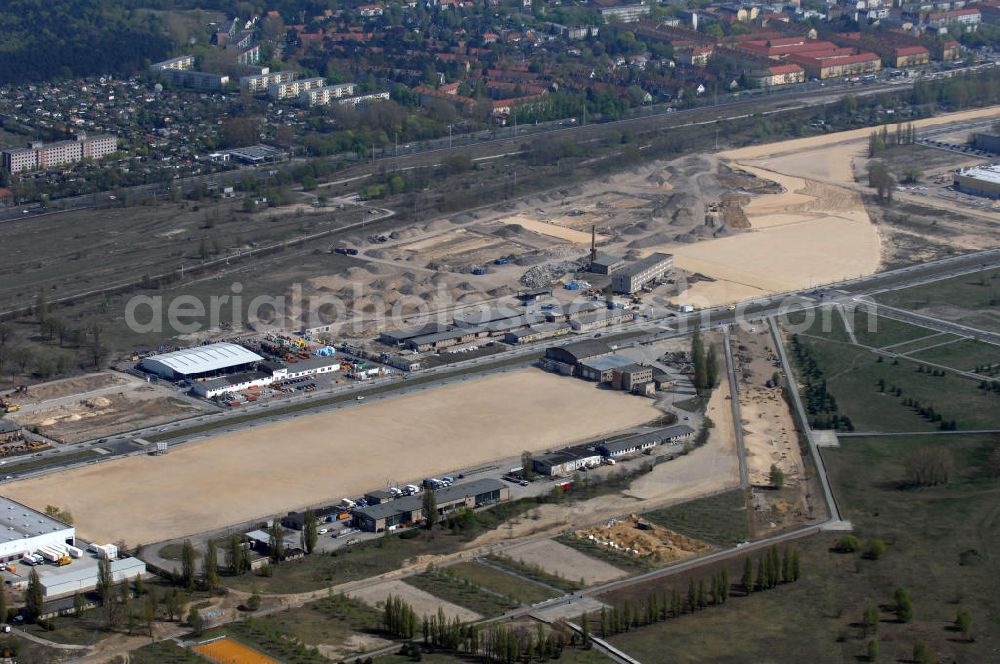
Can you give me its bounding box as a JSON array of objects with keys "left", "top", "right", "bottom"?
[
  {"left": 750, "top": 63, "right": 805, "bottom": 87},
  {"left": 786, "top": 51, "right": 881, "bottom": 79}
]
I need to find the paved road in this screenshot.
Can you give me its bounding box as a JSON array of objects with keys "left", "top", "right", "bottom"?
[{"left": 722, "top": 325, "right": 749, "bottom": 487}]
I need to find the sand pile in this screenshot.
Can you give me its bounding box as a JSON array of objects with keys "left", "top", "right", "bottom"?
[{"left": 575, "top": 515, "right": 712, "bottom": 563}]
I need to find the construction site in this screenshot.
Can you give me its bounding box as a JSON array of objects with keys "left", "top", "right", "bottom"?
[
  {"left": 574, "top": 514, "right": 713, "bottom": 565},
  {"left": 1, "top": 372, "right": 211, "bottom": 444}
]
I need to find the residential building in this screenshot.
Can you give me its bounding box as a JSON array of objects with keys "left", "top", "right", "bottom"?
[
  {"left": 149, "top": 55, "right": 195, "bottom": 72},
  {"left": 240, "top": 71, "right": 297, "bottom": 94},
  {"left": 269, "top": 77, "right": 326, "bottom": 100},
  {"left": 611, "top": 252, "right": 673, "bottom": 294},
  {"left": 750, "top": 63, "right": 805, "bottom": 87},
  {"left": 786, "top": 51, "right": 881, "bottom": 79},
  {"left": 160, "top": 69, "right": 230, "bottom": 90},
  {"left": 597, "top": 2, "right": 652, "bottom": 23},
  {"left": 339, "top": 91, "right": 391, "bottom": 107},
  {"left": 925, "top": 8, "right": 981, "bottom": 31},
  {"left": 2, "top": 133, "right": 117, "bottom": 174},
  {"left": 299, "top": 83, "right": 358, "bottom": 106}
]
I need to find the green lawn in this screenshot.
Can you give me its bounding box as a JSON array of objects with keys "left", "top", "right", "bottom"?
[
  {"left": 788, "top": 333, "right": 1000, "bottom": 431},
  {"left": 779, "top": 306, "right": 851, "bottom": 342},
  {"left": 405, "top": 569, "right": 519, "bottom": 618},
  {"left": 881, "top": 332, "right": 961, "bottom": 355},
  {"left": 850, "top": 314, "right": 938, "bottom": 348},
  {"left": 130, "top": 640, "right": 204, "bottom": 664},
  {"left": 876, "top": 269, "right": 1000, "bottom": 333},
  {"left": 223, "top": 594, "right": 383, "bottom": 660},
  {"left": 908, "top": 338, "right": 1000, "bottom": 373},
  {"left": 375, "top": 644, "right": 613, "bottom": 663},
  {"left": 643, "top": 489, "right": 750, "bottom": 548},
  {"left": 484, "top": 555, "right": 584, "bottom": 593},
  {"left": 601, "top": 434, "right": 1000, "bottom": 663},
  {"left": 447, "top": 561, "right": 560, "bottom": 605}
]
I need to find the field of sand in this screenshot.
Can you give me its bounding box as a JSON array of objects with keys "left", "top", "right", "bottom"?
[
  {"left": 501, "top": 539, "right": 627, "bottom": 585},
  {"left": 733, "top": 327, "right": 804, "bottom": 487},
  {"left": 4, "top": 371, "right": 660, "bottom": 545},
  {"left": 497, "top": 214, "right": 594, "bottom": 243},
  {"left": 465, "top": 377, "right": 741, "bottom": 547},
  {"left": 664, "top": 106, "right": 1000, "bottom": 307},
  {"left": 350, "top": 579, "right": 482, "bottom": 622}
]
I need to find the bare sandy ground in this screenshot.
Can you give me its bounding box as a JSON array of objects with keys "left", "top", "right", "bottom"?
[
  {"left": 667, "top": 105, "right": 1000, "bottom": 307},
  {"left": 349, "top": 579, "right": 483, "bottom": 622},
  {"left": 4, "top": 370, "right": 659, "bottom": 545},
  {"left": 465, "top": 380, "right": 741, "bottom": 547},
  {"left": 720, "top": 106, "right": 1000, "bottom": 162},
  {"left": 497, "top": 214, "right": 594, "bottom": 243},
  {"left": 501, "top": 539, "right": 627, "bottom": 585}
]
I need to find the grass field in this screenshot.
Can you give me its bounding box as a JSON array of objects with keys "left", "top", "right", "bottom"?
[
  {"left": 374, "top": 645, "right": 614, "bottom": 663},
  {"left": 447, "top": 561, "right": 561, "bottom": 605},
  {"left": 849, "top": 313, "right": 938, "bottom": 348},
  {"left": 602, "top": 433, "right": 1000, "bottom": 663},
  {"left": 788, "top": 333, "right": 1000, "bottom": 431},
  {"left": 643, "top": 489, "right": 750, "bottom": 547},
  {"left": 223, "top": 531, "right": 465, "bottom": 595},
  {"left": 485, "top": 555, "right": 585, "bottom": 593},
  {"left": 405, "top": 569, "right": 519, "bottom": 618},
  {"left": 556, "top": 533, "right": 656, "bottom": 574},
  {"left": 907, "top": 338, "right": 1000, "bottom": 373},
  {"left": 223, "top": 594, "right": 384, "bottom": 661},
  {"left": 876, "top": 269, "right": 1000, "bottom": 333},
  {"left": 130, "top": 640, "right": 205, "bottom": 664},
  {"left": 881, "top": 332, "right": 961, "bottom": 355},
  {"left": 779, "top": 306, "right": 851, "bottom": 342}
]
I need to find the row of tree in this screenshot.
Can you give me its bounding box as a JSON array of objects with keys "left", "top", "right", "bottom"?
[
  {"left": 593, "top": 546, "right": 800, "bottom": 640},
  {"left": 691, "top": 330, "right": 719, "bottom": 395}
]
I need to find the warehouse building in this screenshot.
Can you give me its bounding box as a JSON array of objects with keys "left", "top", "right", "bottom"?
[
  {"left": 378, "top": 323, "right": 449, "bottom": 347},
  {"left": 543, "top": 339, "right": 611, "bottom": 375},
  {"left": 543, "top": 301, "right": 606, "bottom": 323},
  {"left": 406, "top": 326, "right": 488, "bottom": 352},
  {"left": 273, "top": 355, "right": 343, "bottom": 380},
  {"left": 504, "top": 323, "right": 570, "bottom": 345},
  {"left": 453, "top": 306, "right": 525, "bottom": 328},
  {"left": 612, "top": 364, "right": 654, "bottom": 392},
  {"left": 577, "top": 354, "right": 636, "bottom": 382},
  {"left": 192, "top": 370, "right": 273, "bottom": 398},
  {"left": 352, "top": 479, "right": 508, "bottom": 532},
  {"left": 611, "top": 253, "right": 673, "bottom": 294},
  {"left": 531, "top": 446, "right": 603, "bottom": 477},
  {"left": 37, "top": 555, "right": 146, "bottom": 599},
  {"left": 570, "top": 308, "right": 635, "bottom": 332},
  {"left": 597, "top": 425, "right": 695, "bottom": 459},
  {"left": 589, "top": 253, "right": 625, "bottom": 275},
  {"left": 954, "top": 164, "right": 1000, "bottom": 198},
  {"left": 140, "top": 342, "right": 264, "bottom": 381},
  {"left": 0, "top": 497, "right": 76, "bottom": 563}
]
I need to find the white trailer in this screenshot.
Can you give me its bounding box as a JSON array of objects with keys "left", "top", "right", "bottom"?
[
  {"left": 66, "top": 545, "right": 83, "bottom": 559},
  {"left": 37, "top": 547, "right": 61, "bottom": 562}
]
